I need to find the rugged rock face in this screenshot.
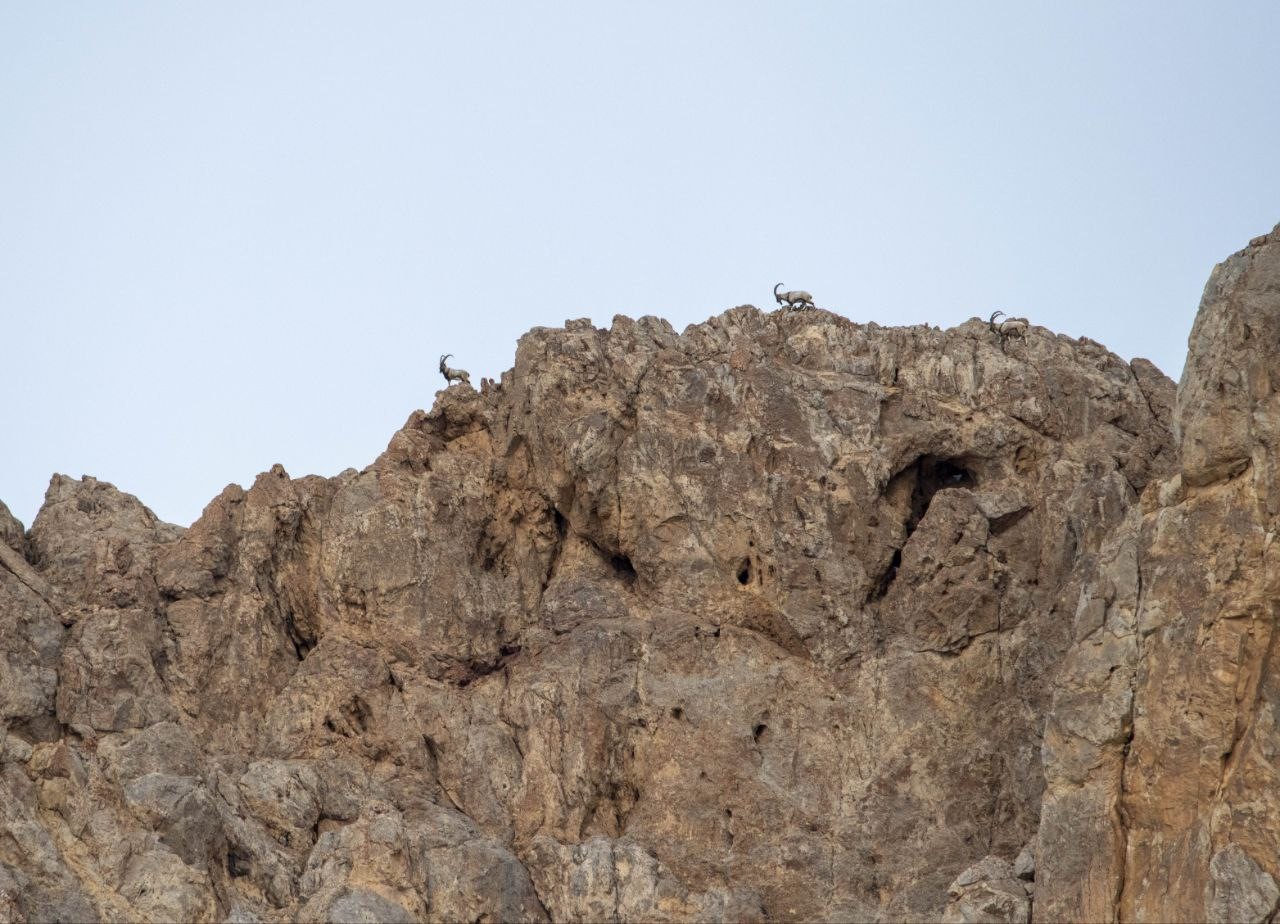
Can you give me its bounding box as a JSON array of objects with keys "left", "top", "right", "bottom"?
[{"left": 0, "top": 226, "right": 1276, "bottom": 922}]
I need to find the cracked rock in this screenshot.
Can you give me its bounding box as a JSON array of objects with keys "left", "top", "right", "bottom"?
[{"left": 2, "top": 225, "right": 1279, "bottom": 921}]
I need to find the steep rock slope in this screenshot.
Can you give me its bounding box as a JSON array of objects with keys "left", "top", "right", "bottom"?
[
  {"left": 0, "top": 226, "right": 1274, "bottom": 922},
  {"left": 1121, "top": 226, "right": 1280, "bottom": 923},
  {"left": 1034, "top": 225, "right": 1280, "bottom": 924}
]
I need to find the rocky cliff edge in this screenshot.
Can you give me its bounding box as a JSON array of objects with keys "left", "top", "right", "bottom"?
[{"left": 1, "top": 225, "right": 1277, "bottom": 923}]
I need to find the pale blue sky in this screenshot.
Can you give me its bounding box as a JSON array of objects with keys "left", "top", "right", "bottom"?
[{"left": 3, "top": 3, "right": 1278, "bottom": 528}]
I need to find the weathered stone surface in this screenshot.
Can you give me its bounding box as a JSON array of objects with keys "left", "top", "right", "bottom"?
[
  {"left": 1111, "top": 225, "right": 1280, "bottom": 923},
  {"left": 0, "top": 500, "right": 24, "bottom": 555},
  {"left": 28, "top": 474, "right": 181, "bottom": 609},
  {"left": 942, "top": 856, "right": 1031, "bottom": 923},
  {"left": 117, "top": 846, "right": 219, "bottom": 923},
  {"left": 2, "top": 226, "right": 1279, "bottom": 921},
  {"left": 1013, "top": 845, "right": 1035, "bottom": 882},
  {"left": 236, "top": 760, "right": 322, "bottom": 852},
  {"left": 326, "top": 888, "right": 416, "bottom": 924},
  {"left": 97, "top": 721, "right": 203, "bottom": 784},
  {"left": 124, "top": 773, "right": 223, "bottom": 866},
  {"left": 0, "top": 535, "right": 60, "bottom": 727},
  {"left": 527, "top": 835, "right": 762, "bottom": 922},
  {"left": 1205, "top": 844, "right": 1280, "bottom": 924}
]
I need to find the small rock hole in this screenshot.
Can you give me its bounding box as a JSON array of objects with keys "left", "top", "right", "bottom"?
[
  {"left": 341, "top": 695, "right": 371, "bottom": 733},
  {"left": 753, "top": 723, "right": 768, "bottom": 743},
  {"left": 736, "top": 559, "right": 752, "bottom": 585},
  {"left": 610, "top": 553, "right": 637, "bottom": 585},
  {"left": 226, "top": 849, "right": 250, "bottom": 878},
  {"left": 670, "top": 706, "right": 684, "bottom": 720}
]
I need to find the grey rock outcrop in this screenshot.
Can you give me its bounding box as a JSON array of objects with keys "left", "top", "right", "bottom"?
[{"left": 942, "top": 856, "right": 1031, "bottom": 924}]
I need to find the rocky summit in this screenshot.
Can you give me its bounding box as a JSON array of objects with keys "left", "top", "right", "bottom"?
[{"left": 2, "top": 226, "right": 1278, "bottom": 924}]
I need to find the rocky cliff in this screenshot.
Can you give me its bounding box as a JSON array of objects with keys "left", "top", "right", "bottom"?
[{"left": 1, "top": 226, "right": 1277, "bottom": 923}]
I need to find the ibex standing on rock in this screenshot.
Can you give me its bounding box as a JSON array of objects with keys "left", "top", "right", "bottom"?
[
  {"left": 774, "top": 283, "right": 816, "bottom": 311},
  {"left": 438, "top": 354, "right": 471, "bottom": 386},
  {"left": 988, "top": 311, "right": 1029, "bottom": 342}
]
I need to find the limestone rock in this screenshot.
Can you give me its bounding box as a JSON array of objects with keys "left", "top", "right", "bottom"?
[
  {"left": 124, "top": 773, "right": 224, "bottom": 866},
  {"left": 0, "top": 535, "right": 61, "bottom": 728},
  {"left": 3, "top": 225, "right": 1280, "bottom": 921},
  {"left": 527, "top": 834, "right": 762, "bottom": 922},
  {"left": 97, "top": 721, "right": 203, "bottom": 783},
  {"left": 326, "top": 888, "right": 416, "bottom": 924},
  {"left": 0, "top": 500, "right": 24, "bottom": 555},
  {"left": 1013, "top": 846, "right": 1035, "bottom": 882},
  {"left": 1110, "top": 226, "right": 1280, "bottom": 922},
  {"left": 942, "top": 857, "right": 1031, "bottom": 923},
  {"left": 236, "top": 760, "right": 322, "bottom": 852},
  {"left": 1206, "top": 844, "right": 1280, "bottom": 924}
]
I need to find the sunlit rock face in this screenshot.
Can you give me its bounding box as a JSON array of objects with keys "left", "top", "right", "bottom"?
[{"left": 2, "top": 225, "right": 1277, "bottom": 922}]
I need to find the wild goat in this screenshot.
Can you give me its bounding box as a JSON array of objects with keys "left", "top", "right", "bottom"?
[
  {"left": 774, "top": 283, "right": 815, "bottom": 311},
  {"left": 438, "top": 354, "right": 471, "bottom": 386},
  {"left": 988, "top": 311, "right": 1029, "bottom": 340}
]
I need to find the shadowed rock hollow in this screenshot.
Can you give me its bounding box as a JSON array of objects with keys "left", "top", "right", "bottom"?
[{"left": 1, "top": 225, "right": 1278, "bottom": 922}]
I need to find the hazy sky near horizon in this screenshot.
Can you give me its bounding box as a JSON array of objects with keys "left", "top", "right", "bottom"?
[{"left": 3, "top": 3, "right": 1279, "bottom": 529}]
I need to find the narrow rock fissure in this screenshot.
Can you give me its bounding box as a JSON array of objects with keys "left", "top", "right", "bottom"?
[
  {"left": 1113, "top": 535, "right": 1145, "bottom": 920},
  {"left": 989, "top": 506, "right": 1030, "bottom": 537},
  {"left": 282, "top": 609, "right": 315, "bottom": 661},
  {"left": 539, "top": 506, "right": 569, "bottom": 596},
  {"left": 868, "top": 548, "right": 902, "bottom": 602}
]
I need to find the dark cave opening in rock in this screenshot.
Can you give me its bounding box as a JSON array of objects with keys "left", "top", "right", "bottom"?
[
  {"left": 907, "top": 456, "right": 977, "bottom": 534},
  {"left": 867, "top": 455, "right": 978, "bottom": 601},
  {"left": 282, "top": 609, "right": 315, "bottom": 662},
  {"left": 610, "top": 552, "right": 637, "bottom": 584}
]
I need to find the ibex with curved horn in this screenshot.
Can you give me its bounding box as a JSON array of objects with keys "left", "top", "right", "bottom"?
[
  {"left": 774, "top": 283, "right": 815, "bottom": 311},
  {"left": 988, "top": 311, "right": 1029, "bottom": 341},
  {"left": 438, "top": 354, "right": 471, "bottom": 386}
]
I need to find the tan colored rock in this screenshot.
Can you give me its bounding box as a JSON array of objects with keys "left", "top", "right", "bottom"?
[
  {"left": 527, "top": 835, "right": 763, "bottom": 922},
  {"left": 5, "top": 225, "right": 1280, "bottom": 921},
  {"left": 0, "top": 543, "right": 60, "bottom": 728},
  {"left": 0, "top": 500, "right": 24, "bottom": 556},
  {"left": 1114, "top": 227, "right": 1280, "bottom": 922},
  {"left": 942, "top": 856, "right": 1030, "bottom": 923}
]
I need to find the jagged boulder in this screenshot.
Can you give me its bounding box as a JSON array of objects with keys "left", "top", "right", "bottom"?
[{"left": 942, "top": 856, "right": 1030, "bottom": 923}]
